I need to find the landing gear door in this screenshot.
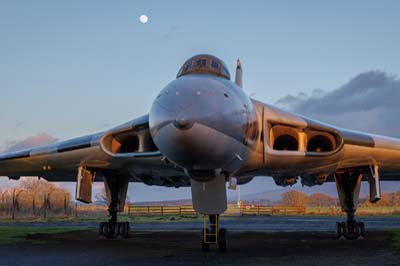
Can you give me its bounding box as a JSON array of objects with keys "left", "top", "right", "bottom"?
[
  {"left": 76, "top": 166, "right": 96, "bottom": 203},
  {"left": 368, "top": 165, "right": 381, "bottom": 203}
]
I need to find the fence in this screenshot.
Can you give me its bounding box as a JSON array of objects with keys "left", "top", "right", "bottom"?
[
  {"left": 2, "top": 202, "right": 400, "bottom": 220},
  {"left": 128, "top": 205, "right": 197, "bottom": 216},
  {"left": 240, "top": 206, "right": 307, "bottom": 216},
  {"left": 127, "top": 205, "right": 400, "bottom": 217},
  {"left": 126, "top": 205, "right": 308, "bottom": 217}
]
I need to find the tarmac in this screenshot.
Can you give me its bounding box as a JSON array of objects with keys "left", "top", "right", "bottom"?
[{"left": 0, "top": 216, "right": 399, "bottom": 266}]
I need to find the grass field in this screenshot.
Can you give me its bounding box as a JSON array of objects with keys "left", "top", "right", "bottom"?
[
  {"left": 387, "top": 229, "right": 400, "bottom": 248},
  {"left": 0, "top": 214, "right": 202, "bottom": 223},
  {"left": 0, "top": 226, "right": 88, "bottom": 244}
]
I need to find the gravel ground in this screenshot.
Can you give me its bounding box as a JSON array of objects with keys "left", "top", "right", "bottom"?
[{"left": 0, "top": 216, "right": 399, "bottom": 266}]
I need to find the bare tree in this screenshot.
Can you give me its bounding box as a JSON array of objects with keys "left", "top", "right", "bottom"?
[{"left": 280, "top": 191, "right": 308, "bottom": 207}]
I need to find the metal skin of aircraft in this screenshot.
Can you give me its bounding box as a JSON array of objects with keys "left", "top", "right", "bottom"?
[{"left": 1, "top": 54, "right": 399, "bottom": 251}]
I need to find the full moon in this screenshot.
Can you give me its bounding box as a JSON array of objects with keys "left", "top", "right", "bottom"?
[{"left": 139, "top": 15, "right": 148, "bottom": 24}]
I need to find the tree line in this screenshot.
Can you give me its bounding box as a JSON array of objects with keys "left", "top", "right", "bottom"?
[
  {"left": 0, "top": 178, "right": 71, "bottom": 218},
  {"left": 278, "top": 190, "right": 400, "bottom": 207}
]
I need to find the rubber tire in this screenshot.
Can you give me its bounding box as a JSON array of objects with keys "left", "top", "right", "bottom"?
[
  {"left": 354, "top": 222, "right": 360, "bottom": 237},
  {"left": 337, "top": 222, "right": 347, "bottom": 240},
  {"left": 103, "top": 223, "right": 117, "bottom": 239},
  {"left": 218, "top": 228, "right": 227, "bottom": 252},
  {"left": 336, "top": 222, "right": 345, "bottom": 239},
  {"left": 341, "top": 222, "right": 347, "bottom": 237},
  {"left": 335, "top": 222, "right": 341, "bottom": 239},
  {"left": 201, "top": 229, "right": 210, "bottom": 252},
  {"left": 102, "top": 223, "right": 111, "bottom": 238},
  {"left": 99, "top": 222, "right": 106, "bottom": 236},
  {"left": 201, "top": 241, "right": 210, "bottom": 252},
  {"left": 358, "top": 222, "right": 365, "bottom": 239},
  {"left": 119, "top": 222, "right": 130, "bottom": 239},
  {"left": 123, "top": 221, "right": 130, "bottom": 239},
  {"left": 118, "top": 222, "right": 123, "bottom": 237}
]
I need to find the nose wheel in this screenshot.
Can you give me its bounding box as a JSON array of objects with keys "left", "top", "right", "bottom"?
[{"left": 200, "top": 215, "right": 227, "bottom": 252}]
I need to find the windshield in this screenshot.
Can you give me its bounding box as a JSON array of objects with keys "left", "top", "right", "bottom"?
[{"left": 177, "top": 54, "right": 231, "bottom": 80}]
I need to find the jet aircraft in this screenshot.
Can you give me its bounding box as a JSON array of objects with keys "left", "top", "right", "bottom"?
[{"left": 1, "top": 54, "right": 398, "bottom": 251}]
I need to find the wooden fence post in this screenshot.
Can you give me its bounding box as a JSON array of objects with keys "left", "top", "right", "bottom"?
[
  {"left": 32, "top": 198, "right": 36, "bottom": 216},
  {"left": 64, "top": 194, "right": 67, "bottom": 215},
  {"left": 43, "top": 194, "right": 47, "bottom": 219}
]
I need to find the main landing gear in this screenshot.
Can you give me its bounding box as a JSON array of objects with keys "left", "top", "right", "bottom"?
[
  {"left": 336, "top": 220, "right": 365, "bottom": 240},
  {"left": 99, "top": 203, "right": 130, "bottom": 239},
  {"left": 334, "top": 172, "right": 365, "bottom": 240},
  {"left": 200, "top": 214, "right": 227, "bottom": 252},
  {"left": 98, "top": 173, "right": 130, "bottom": 239}
]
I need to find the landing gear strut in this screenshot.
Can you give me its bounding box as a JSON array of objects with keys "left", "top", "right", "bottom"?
[
  {"left": 200, "top": 214, "right": 227, "bottom": 252},
  {"left": 334, "top": 172, "right": 365, "bottom": 240},
  {"left": 98, "top": 173, "right": 130, "bottom": 239}
]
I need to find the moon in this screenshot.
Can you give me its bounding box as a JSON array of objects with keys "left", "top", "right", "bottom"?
[{"left": 139, "top": 15, "right": 148, "bottom": 24}]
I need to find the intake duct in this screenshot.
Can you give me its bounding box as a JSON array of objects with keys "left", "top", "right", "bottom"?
[{"left": 100, "top": 125, "right": 158, "bottom": 156}]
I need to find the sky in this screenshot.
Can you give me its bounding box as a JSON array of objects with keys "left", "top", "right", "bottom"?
[{"left": 1, "top": 1, "right": 400, "bottom": 202}]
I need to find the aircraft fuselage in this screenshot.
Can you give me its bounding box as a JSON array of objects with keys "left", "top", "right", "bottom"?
[{"left": 149, "top": 73, "right": 255, "bottom": 181}]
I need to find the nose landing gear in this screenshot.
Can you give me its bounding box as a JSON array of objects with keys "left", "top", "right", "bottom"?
[{"left": 200, "top": 214, "right": 227, "bottom": 252}]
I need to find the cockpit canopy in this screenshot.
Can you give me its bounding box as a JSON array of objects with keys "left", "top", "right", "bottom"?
[{"left": 176, "top": 54, "right": 231, "bottom": 80}]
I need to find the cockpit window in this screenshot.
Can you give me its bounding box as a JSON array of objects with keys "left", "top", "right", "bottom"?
[
  {"left": 177, "top": 54, "right": 230, "bottom": 80},
  {"left": 183, "top": 60, "right": 192, "bottom": 72},
  {"left": 211, "top": 60, "right": 219, "bottom": 69},
  {"left": 196, "top": 59, "right": 207, "bottom": 68}
]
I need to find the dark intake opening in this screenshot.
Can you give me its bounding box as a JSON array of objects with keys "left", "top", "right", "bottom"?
[
  {"left": 273, "top": 134, "right": 298, "bottom": 151},
  {"left": 307, "top": 135, "right": 333, "bottom": 152}
]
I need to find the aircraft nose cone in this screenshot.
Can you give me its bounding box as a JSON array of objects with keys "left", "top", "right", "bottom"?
[
  {"left": 173, "top": 116, "right": 193, "bottom": 130},
  {"left": 149, "top": 75, "right": 251, "bottom": 172}
]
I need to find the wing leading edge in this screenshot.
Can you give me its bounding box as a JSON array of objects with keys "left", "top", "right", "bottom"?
[{"left": 0, "top": 115, "right": 187, "bottom": 186}]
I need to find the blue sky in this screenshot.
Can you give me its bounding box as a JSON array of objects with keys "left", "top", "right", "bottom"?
[{"left": 0, "top": 1, "right": 399, "bottom": 201}]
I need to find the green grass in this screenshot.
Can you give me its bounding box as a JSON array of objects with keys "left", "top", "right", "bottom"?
[
  {"left": 0, "top": 226, "right": 87, "bottom": 244},
  {"left": 387, "top": 229, "right": 400, "bottom": 249},
  {"left": 0, "top": 214, "right": 228, "bottom": 223}
]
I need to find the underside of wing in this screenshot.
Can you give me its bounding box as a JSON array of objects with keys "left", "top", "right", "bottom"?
[{"left": 0, "top": 115, "right": 188, "bottom": 187}]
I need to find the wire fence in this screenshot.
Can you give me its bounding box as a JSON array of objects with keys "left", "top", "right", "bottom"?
[{"left": 0, "top": 192, "right": 73, "bottom": 219}]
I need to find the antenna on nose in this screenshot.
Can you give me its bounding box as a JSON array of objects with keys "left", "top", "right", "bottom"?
[{"left": 235, "top": 58, "right": 243, "bottom": 88}]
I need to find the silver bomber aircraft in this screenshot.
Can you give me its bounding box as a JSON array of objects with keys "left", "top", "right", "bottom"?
[{"left": 1, "top": 54, "right": 399, "bottom": 251}]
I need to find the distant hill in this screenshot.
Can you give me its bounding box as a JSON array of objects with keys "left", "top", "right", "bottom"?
[{"left": 233, "top": 181, "right": 400, "bottom": 204}]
